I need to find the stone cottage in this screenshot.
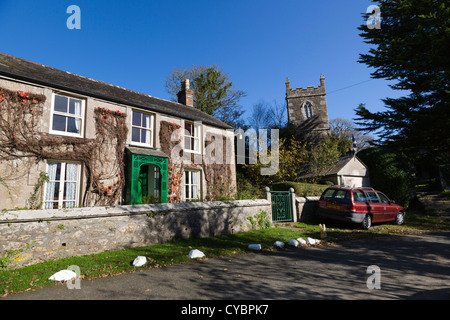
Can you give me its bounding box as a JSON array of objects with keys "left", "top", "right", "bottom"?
[{"left": 0, "top": 53, "right": 236, "bottom": 210}]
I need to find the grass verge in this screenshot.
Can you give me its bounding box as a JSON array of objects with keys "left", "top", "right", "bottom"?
[{"left": 0, "top": 227, "right": 305, "bottom": 296}]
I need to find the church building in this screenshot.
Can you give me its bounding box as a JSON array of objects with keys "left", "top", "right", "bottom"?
[{"left": 285, "top": 74, "right": 330, "bottom": 142}]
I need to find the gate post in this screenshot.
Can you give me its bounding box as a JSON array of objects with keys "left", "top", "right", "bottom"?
[
  {"left": 290, "top": 188, "right": 297, "bottom": 223},
  {"left": 265, "top": 186, "right": 271, "bottom": 203}
]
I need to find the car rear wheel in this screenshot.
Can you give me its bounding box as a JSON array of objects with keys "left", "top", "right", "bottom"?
[
  {"left": 362, "top": 214, "right": 372, "bottom": 230},
  {"left": 396, "top": 212, "right": 405, "bottom": 225}
]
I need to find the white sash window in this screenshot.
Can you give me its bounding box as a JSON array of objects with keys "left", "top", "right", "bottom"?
[
  {"left": 131, "top": 110, "right": 154, "bottom": 147},
  {"left": 183, "top": 170, "right": 200, "bottom": 201},
  {"left": 184, "top": 122, "right": 201, "bottom": 153},
  {"left": 50, "top": 94, "right": 85, "bottom": 137},
  {"left": 44, "top": 161, "right": 81, "bottom": 209}
]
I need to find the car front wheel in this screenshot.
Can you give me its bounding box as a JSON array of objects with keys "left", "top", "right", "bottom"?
[
  {"left": 396, "top": 212, "right": 405, "bottom": 225},
  {"left": 362, "top": 214, "right": 372, "bottom": 230}
]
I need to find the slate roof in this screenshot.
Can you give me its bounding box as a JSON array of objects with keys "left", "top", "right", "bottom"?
[{"left": 0, "top": 52, "right": 232, "bottom": 130}]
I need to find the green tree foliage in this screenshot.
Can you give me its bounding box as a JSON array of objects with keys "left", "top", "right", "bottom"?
[
  {"left": 355, "top": 0, "right": 450, "bottom": 166},
  {"left": 307, "top": 137, "right": 341, "bottom": 183},
  {"left": 329, "top": 118, "right": 374, "bottom": 156},
  {"left": 165, "top": 65, "right": 246, "bottom": 128},
  {"left": 358, "top": 147, "right": 414, "bottom": 208},
  {"left": 240, "top": 136, "right": 309, "bottom": 187}
]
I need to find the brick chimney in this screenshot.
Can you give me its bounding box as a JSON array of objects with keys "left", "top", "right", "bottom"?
[{"left": 177, "top": 79, "right": 194, "bottom": 107}]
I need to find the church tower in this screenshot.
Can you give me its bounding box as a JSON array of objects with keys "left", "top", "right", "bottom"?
[{"left": 285, "top": 74, "right": 330, "bottom": 142}]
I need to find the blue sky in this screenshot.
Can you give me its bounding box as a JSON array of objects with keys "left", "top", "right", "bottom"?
[{"left": 0, "top": 0, "right": 401, "bottom": 126}]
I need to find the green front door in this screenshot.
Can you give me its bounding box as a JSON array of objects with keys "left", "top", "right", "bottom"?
[
  {"left": 126, "top": 151, "right": 168, "bottom": 204},
  {"left": 138, "top": 165, "right": 149, "bottom": 199}
]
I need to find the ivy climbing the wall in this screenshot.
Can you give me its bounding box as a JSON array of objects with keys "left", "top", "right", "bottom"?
[
  {"left": 0, "top": 87, "right": 128, "bottom": 208},
  {"left": 159, "top": 120, "right": 234, "bottom": 203}
]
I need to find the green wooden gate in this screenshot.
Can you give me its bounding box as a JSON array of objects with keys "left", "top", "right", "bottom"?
[{"left": 270, "top": 191, "right": 293, "bottom": 222}]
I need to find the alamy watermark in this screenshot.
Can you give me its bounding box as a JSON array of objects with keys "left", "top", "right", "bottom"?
[
  {"left": 170, "top": 122, "right": 280, "bottom": 176},
  {"left": 66, "top": 5, "right": 81, "bottom": 30},
  {"left": 67, "top": 265, "right": 81, "bottom": 289},
  {"left": 366, "top": 265, "right": 381, "bottom": 290},
  {"left": 366, "top": 5, "right": 381, "bottom": 29}
]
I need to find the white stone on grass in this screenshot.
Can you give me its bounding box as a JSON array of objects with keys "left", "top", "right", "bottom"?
[
  {"left": 248, "top": 244, "right": 262, "bottom": 251},
  {"left": 188, "top": 249, "right": 205, "bottom": 259},
  {"left": 132, "top": 256, "right": 147, "bottom": 267},
  {"left": 306, "top": 237, "right": 321, "bottom": 245},
  {"left": 273, "top": 241, "right": 285, "bottom": 248},
  {"left": 48, "top": 270, "right": 77, "bottom": 282}
]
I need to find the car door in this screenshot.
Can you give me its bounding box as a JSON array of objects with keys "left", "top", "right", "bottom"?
[
  {"left": 365, "top": 191, "right": 384, "bottom": 222},
  {"left": 377, "top": 192, "right": 396, "bottom": 221},
  {"left": 352, "top": 190, "right": 369, "bottom": 215},
  {"left": 319, "top": 188, "right": 337, "bottom": 214}
]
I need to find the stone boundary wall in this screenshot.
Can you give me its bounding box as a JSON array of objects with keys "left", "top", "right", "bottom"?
[
  {"left": 0, "top": 199, "right": 271, "bottom": 269},
  {"left": 296, "top": 197, "right": 320, "bottom": 222}
]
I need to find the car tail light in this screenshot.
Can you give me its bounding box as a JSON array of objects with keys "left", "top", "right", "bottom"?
[{"left": 349, "top": 205, "right": 356, "bottom": 212}]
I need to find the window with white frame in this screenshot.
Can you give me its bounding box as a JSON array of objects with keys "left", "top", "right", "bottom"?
[
  {"left": 51, "top": 94, "right": 84, "bottom": 137},
  {"left": 184, "top": 121, "right": 201, "bottom": 153},
  {"left": 44, "top": 161, "right": 81, "bottom": 209},
  {"left": 183, "top": 170, "right": 200, "bottom": 201},
  {"left": 131, "top": 110, "right": 154, "bottom": 147}
]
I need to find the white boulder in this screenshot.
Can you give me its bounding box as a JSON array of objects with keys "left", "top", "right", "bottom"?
[
  {"left": 273, "top": 241, "right": 285, "bottom": 248},
  {"left": 288, "top": 239, "right": 299, "bottom": 247},
  {"left": 188, "top": 249, "right": 205, "bottom": 259},
  {"left": 48, "top": 270, "right": 77, "bottom": 282},
  {"left": 306, "top": 237, "right": 321, "bottom": 245},
  {"left": 132, "top": 256, "right": 147, "bottom": 267},
  {"left": 248, "top": 244, "right": 262, "bottom": 251}
]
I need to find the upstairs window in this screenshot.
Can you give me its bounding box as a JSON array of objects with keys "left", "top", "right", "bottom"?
[
  {"left": 50, "top": 94, "right": 84, "bottom": 137},
  {"left": 131, "top": 110, "right": 154, "bottom": 147},
  {"left": 184, "top": 121, "right": 201, "bottom": 153}
]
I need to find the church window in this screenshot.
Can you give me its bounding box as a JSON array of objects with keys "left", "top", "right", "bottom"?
[{"left": 304, "top": 102, "right": 313, "bottom": 119}]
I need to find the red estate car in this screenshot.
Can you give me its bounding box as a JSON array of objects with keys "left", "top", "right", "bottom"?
[{"left": 318, "top": 187, "right": 405, "bottom": 229}]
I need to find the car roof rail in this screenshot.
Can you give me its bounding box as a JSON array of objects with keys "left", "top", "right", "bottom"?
[{"left": 328, "top": 185, "right": 376, "bottom": 191}]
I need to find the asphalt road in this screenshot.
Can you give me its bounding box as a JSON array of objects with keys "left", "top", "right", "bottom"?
[{"left": 3, "top": 232, "right": 450, "bottom": 301}]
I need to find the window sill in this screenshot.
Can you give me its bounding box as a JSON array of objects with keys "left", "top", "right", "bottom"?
[
  {"left": 49, "top": 130, "right": 84, "bottom": 139},
  {"left": 130, "top": 142, "right": 154, "bottom": 148},
  {"left": 183, "top": 149, "right": 202, "bottom": 155}
]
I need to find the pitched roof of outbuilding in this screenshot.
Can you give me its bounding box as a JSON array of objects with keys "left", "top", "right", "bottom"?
[
  {"left": 298, "top": 155, "right": 368, "bottom": 179},
  {"left": 0, "top": 52, "right": 233, "bottom": 129}
]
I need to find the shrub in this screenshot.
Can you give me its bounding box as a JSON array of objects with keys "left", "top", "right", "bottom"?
[{"left": 270, "top": 181, "right": 328, "bottom": 197}]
